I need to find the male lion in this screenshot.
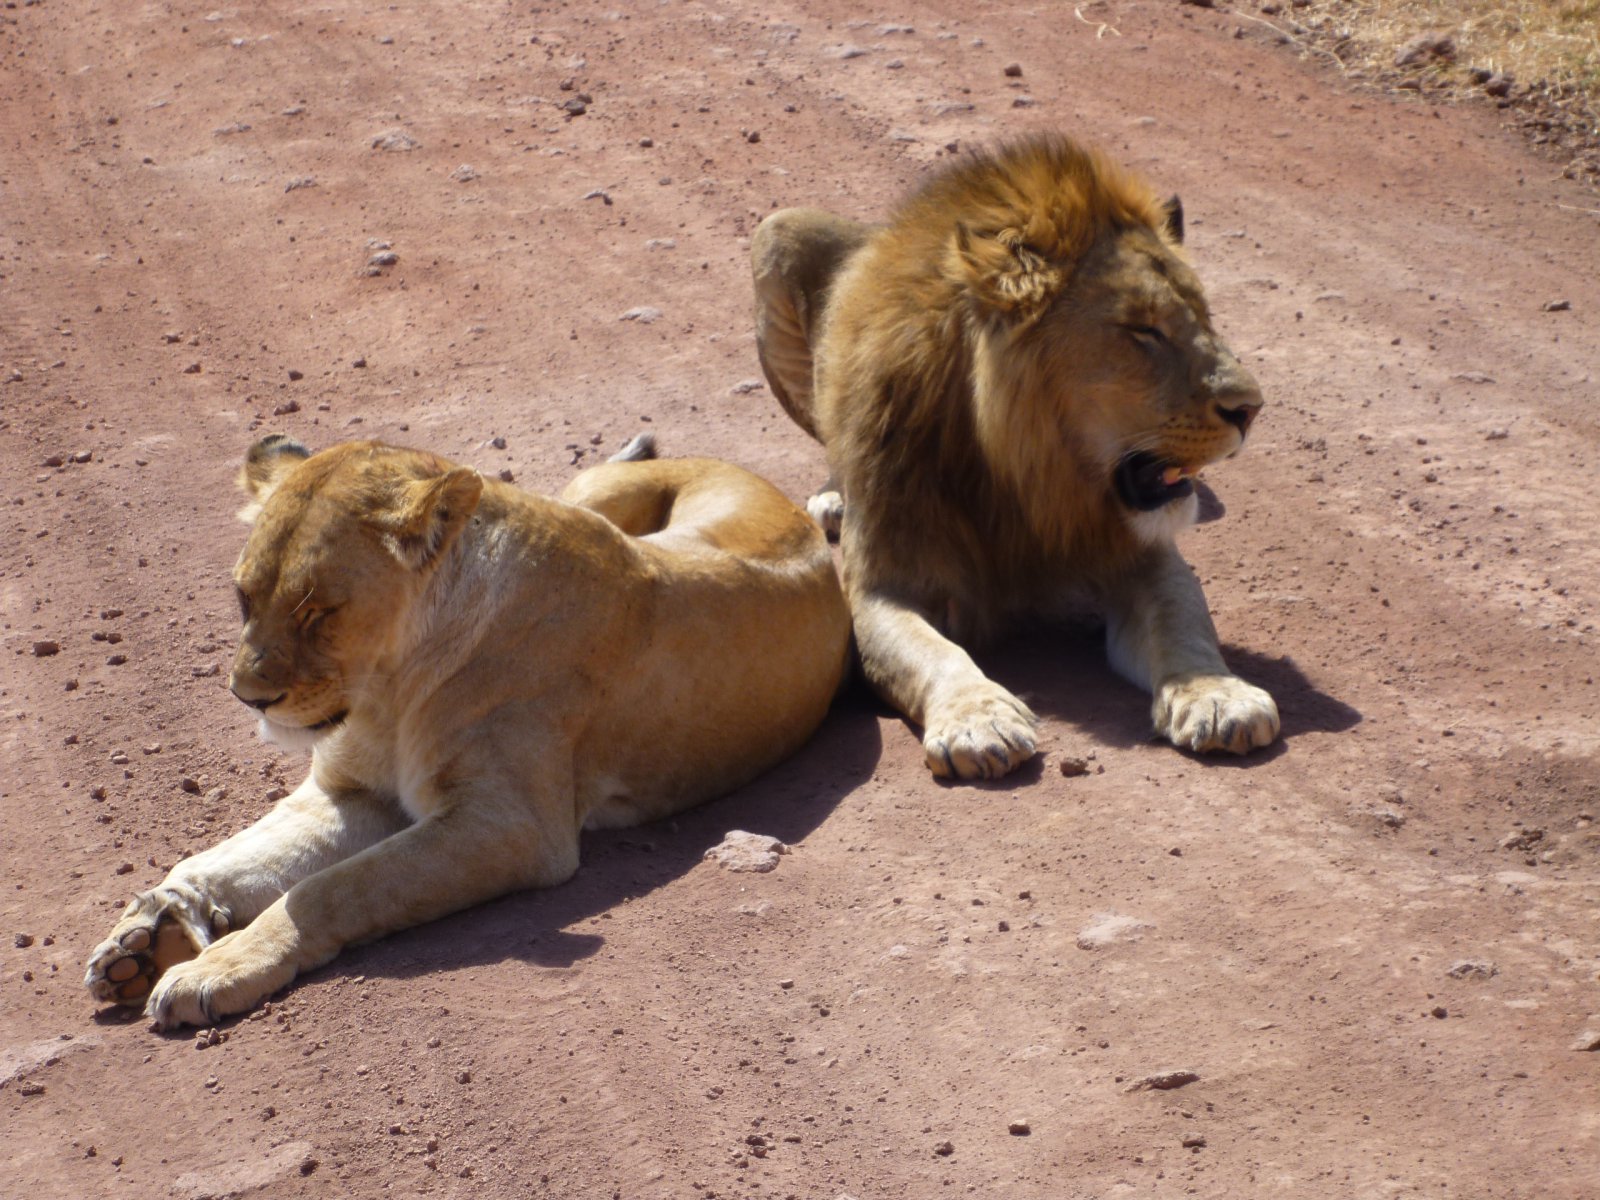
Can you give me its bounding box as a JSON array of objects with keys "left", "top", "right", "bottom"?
[
  {"left": 752, "top": 133, "right": 1279, "bottom": 781},
  {"left": 85, "top": 435, "right": 850, "bottom": 1028}
]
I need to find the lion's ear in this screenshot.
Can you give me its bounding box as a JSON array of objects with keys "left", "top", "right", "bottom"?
[
  {"left": 384, "top": 467, "right": 484, "bottom": 571},
  {"left": 949, "top": 223, "right": 1062, "bottom": 316},
  {"left": 236, "top": 434, "right": 311, "bottom": 523},
  {"left": 1161, "top": 195, "right": 1184, "bottom": 245}
]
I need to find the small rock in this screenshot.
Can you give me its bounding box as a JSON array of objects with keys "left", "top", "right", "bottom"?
[
  {"left": 14, "top": 933, "right": 34, "bottom": 948},
  {"left": 32, "top": 641, "right": 60, "bottom": 657},
  {"left": 1483, "top": 73, "right": 1514, "bottom": 97},
  {"left": 115, "top": 863, "right": 135, "bottom": 875},
  {"left": 1485, "top": 428, "right": 1510, "bottom": 441},
  {"left": 1500, "top": 828, "right": 1544, "bottom": 852},
  {"left": 1431, "top": 1006, "right": 1449, "bottom": 1019},
  {"left": 729, "top": 379, "right": 765, "bottom": 394},
  {"left": 1447, "top": 960, "right": 1498, "bottom": 980},
  {"left": 284, "top": 177, "right": 317, "bottom": 192},
  {"left": 582, "top": 188, "right": 612, "bottom": 204},
  {"left": 181, "top": 777, "right": 202, "bottom": 794},
  {"left": 704, "top": 830, "right": 789, "bottom": 873},
  {"left": 450, "top": 164, "right": 479, "bottom": 182},
  {"left": 1007, "top": 1120, "right": 1031, "bottom": 1136},
  {"left": 498, "top": 469, "right": 515, "bottom": 483},
  {"left": 1542, "top": 299, "right": 1572, "bottom": 312},
  {"left": 1182, "top": 1135, "right": 1207, "bottom": 1149},
  {"left": 1004, "top": 63, "right": 1023, "bottom": 77},
  {"left": 182, "top": 362, "right": 202, "bottom": 375},
  {"left": 1076, "top": 913, "right": 1152, "bottom": 949},
  {"left": 106, "top": 653, "right": 128, "bottom": 666},
  {"left": 836, "top": 44, "right": 870, "bottom": 59},
  {"left": 620, "top": 306, "right": 663, "bottom": 324},
  {"left": 273, "top": 400, "right": 300, "bottom": 416},
  {"left": 1572, "top": 1028, "right": 1600, "bottom": 1052},
  {"left": 372, "top": 130, "right": 420, "bottom": 152},
  {"left": 352, "top": 357, "right": 366, "bottom": 369},
  {"left": 1059, "top": 756, "right": 1090, "bottom": 777},
  {"left": 1126, "top": 1069, "right": 1200, "bottom": 1092},
  {"left": 43, "top": 454, "right": 65, "bottom": 468},
  {"left": 745, "top": 130, "right": 761, "bottom": 143},
  {"left": 562, "top": 98, "right": 588, "bottom": 117},
  {"left": 933, "top": 1140, "right": 954, "bottom": 1156}
]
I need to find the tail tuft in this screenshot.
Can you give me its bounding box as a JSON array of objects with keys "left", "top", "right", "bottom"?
[{"left": 609, "top": 432, "right": 658, "bottom": 463}]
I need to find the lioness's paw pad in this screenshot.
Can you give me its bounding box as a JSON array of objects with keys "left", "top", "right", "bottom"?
[
  {"left": 1154, "top": 674, "right": 1279, "bottom": 755},
  {"left": 84, "top": 888, "right": 227, "bottom": 1008},
  {"left": 924, "top": 686, "right": 1038, "bottom": 781},
  {"left": 806, "top": 491, "right": 843, "bottom": 539},
  {"left": 146, "top": 931, "right": 293, "bottom": 1030}
]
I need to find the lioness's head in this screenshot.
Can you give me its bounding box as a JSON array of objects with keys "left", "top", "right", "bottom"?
[
  {"left": 923, "top": 135, "right": 1261, "bottom": 530},
  {"left": 229, "top": 436, "right": 483, "bottom": 747}
]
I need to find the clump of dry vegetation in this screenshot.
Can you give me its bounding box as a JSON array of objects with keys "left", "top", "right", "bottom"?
[{"left": 1248, "top": 0, "right": 1600, "bottom": 184}]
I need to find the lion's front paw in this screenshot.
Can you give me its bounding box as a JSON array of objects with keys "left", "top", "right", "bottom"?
[
  {"left": 923, "top": 684, "right": 1039, "bottom": 781},
  {"left": 84, "top": 886, "right": 229, "bottom": 1008},
  {"left": 1154, "top": 673, "right": 1279, "bottom": 754},
  {"left": 146, "top": 929, "right": 295, "bottom": 1030},
  {"left": 806, "top": 490, "right": 843, "bottom": 539}
]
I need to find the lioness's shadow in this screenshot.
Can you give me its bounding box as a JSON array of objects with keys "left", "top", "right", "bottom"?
[
  {"left": 972, "top": 620, "right": 1361, "bottom": 766},
  {"left": 336, "top": 688, "right": 884, "bottom": 983}
]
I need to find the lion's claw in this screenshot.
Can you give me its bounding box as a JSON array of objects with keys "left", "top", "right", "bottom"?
[
  {"left": 923, "top": 686, "right": 1038, "bottom": 780},
  {"left": 1154, "top": 673, "right": 1279, "bottom": 754}
]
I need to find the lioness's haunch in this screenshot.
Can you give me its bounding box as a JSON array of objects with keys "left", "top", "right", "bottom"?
[
  {"left": 85, "top": 437, "right": 850, "bottom": 1028},
  {"left": 752, "top": 133, "right": 1280, "bottom": 780}
]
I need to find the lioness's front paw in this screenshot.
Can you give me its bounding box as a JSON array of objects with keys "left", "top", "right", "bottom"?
[
  {"left": 806, "top": 490, "right": 843, "bottom": 539},
  {"left": 924, "top": 684, "right": 1038, "bottom": 780},
  {"left": 146, "top": 930, "right": 295, "bottom": 1030},
  {"left": 1154, "top": 673, "right": 1279, "bottom": 754},
  {"left": 84, "top": 885, "right": 229, "bottom": 1008}
]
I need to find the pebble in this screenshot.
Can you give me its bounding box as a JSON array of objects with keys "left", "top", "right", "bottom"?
[
  {"left": 1446, "top": 960, "right": 1498, "bottom": 979},
  {"left": 1003, "top": 63, "right": 1023, "bottom": 76},
  {"left": 183, "top": 362, "right": 202, "bottom": 374},
  {"left": 1182, "top": 1134, "right": 1207, "bottom": 1149},
  {"left": 933, "top": 1140, "right": 954, "bottom": 1156},
  {"left": 1126, "top": 1069, "right": 1200, "bottom": 1092},
  {"left": 14, "top": 933, "right": 34, "bottom": 948},
  {"left": 729, "top": 379, "right": 765, "bottom": 394},
  {"left": 1058, "top": 756, "right": 1090, "bottom": 777},
  {"left": 181, "top": 777, "right": 202, "bottom": 794},
  {"left": 32, "top": 640, "right": 60, "bottom": 657},
  {"left": 368, "top": 252, "right": 398, "bottom": 268},
  {"left": 620, "top": 306, "right": 663, "bottom": 324},
  {"left": 704, "top": 830, "right": 789, "bottom": 873},
  {"left": 372, "top": 130, "right": 420, "bottom": 152},
  {"left": 273, "top": 400, "right": 301, "bottom": 416},
  {"left": 1542, "top": 299, "right": 1572, "bottom": 312},
  {"left": 1572, "top": 1028, "right": 1600, "bottom": 1052},
  {"left": 1007, "top": 1120, "right": 1031, "bottom": 1136}
]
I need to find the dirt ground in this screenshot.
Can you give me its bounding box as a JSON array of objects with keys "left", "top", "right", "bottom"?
[{"left": 3, "top": 1, "right": 1598, "bottom": 1197}]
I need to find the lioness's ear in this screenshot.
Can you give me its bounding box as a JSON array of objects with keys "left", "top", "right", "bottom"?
[
  {"left": 949, "top": 223, "right": 1062, "bottom": 316},
  {"left": 236, "top": 434, "right": 312, "bottom": 523},
  {"left": 1161, "top": 195, "right": 1184, "bottom": 245},
  {"left": 385, "top": 468, "right": 484, "bottom": 571}
]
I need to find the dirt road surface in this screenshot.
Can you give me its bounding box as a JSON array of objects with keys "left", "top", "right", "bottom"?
[{"left": 3, "top": 2, "right": 1597, "bottom": 1198}]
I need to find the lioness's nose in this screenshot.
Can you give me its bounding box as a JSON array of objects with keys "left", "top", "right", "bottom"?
[{"left": 230, "top": 686, "right": 285, "bottom": 711}]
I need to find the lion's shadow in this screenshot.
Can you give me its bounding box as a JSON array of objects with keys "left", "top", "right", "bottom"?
[
  {"left": 333, "top": 688, "right": 885, "bottom": 983},
  {"left": 977, "top": 620, "right": 1362, "bottom": 763}
]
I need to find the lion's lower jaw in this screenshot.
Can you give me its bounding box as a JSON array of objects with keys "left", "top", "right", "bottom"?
[{"left": 1125, "top": 489, "right": 1199, "bottom": 546}]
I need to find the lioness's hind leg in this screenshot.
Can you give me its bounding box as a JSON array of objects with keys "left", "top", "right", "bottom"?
[{"left": 84, "top": 885, "right": 228, "bottom": 1007}]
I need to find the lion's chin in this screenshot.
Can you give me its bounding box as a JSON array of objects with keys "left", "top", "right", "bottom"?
[
  {"left": 1114, "top": 452, "right": 1197, "bottom": 512},
  {"left": 256, "top": 711, "right": 347, "bottom": 754}
]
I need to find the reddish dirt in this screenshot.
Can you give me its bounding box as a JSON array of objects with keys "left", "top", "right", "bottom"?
[{"left": 4, "top": 2, "right": 1598, "bottom": 1198}]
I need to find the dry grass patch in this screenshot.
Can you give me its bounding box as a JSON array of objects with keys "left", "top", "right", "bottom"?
[{"left": 1250, "top": 0, "right": 1600, "bottom": 184}]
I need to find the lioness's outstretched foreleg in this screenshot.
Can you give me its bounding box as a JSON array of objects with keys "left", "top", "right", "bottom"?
[
  {"left": 85, "top": 779, "right": 406, "bottom": 1008},
  {"left": 1102, "top": 543, "right": 1279, "bottom": 754},
  {"left": 144, "top": 765, "right": 580, "bottom": 1029},
  {"left": 852, "top": 591, "right": 1038, "bottom": 781}
]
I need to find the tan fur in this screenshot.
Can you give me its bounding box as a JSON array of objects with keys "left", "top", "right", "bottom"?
[
  {"left": 85, "top": 438, "right": 850, "bottom": 1027},
  {"left": 752, "top": 134, "right": 1279, "bottom": 779}
]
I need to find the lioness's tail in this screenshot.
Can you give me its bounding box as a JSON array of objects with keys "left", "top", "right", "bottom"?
[
  {"left": 609, "top": 432, "right": 658, "bottom": 463},
  {"left": 751, "top": 208, "right": 872, "bottom": 442}
]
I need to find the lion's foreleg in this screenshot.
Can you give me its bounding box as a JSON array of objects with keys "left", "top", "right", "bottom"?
[
  {"left": 852, "top": 591, "right": 1037, "bottom": 781},
  {"left": 143, "top": 777, "right": 577, "bottom": 1029},
  {"left": 1102, "top": 544, "right": 1279, "bottom": 754},
  {"left": 84, "top": 777, "right": 406, "bottom": 1008}
]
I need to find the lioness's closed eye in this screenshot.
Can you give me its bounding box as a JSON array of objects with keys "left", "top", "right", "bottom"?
[
  {"left": 86, "top": 436, "right": 850, "bottom": 1027},
  {"left": 752, "top": 133, "right": 1279, "bottom": 780}
]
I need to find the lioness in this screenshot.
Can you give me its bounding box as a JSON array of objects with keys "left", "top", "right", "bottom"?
[
  {"left": 752, "top": 133, "right": 1279, "bottom": 780},
  {"left": 85, "top": 435, "right": 850, "bottom": 1028}
]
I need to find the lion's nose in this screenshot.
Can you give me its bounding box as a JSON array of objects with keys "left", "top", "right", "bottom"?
[{"left": 1217, "top": 401, "right": 1258, "bottom": 437}]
